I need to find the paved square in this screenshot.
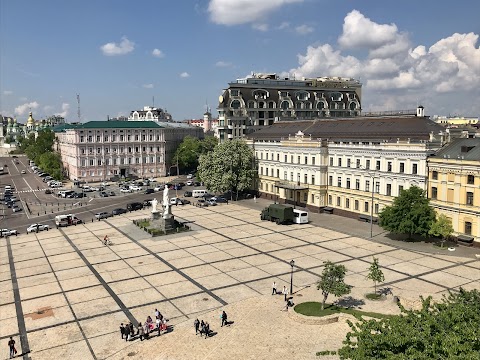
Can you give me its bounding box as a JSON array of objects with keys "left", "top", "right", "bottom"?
[{"left": 2, "top": 203, "right": 480, "bottom": 359}]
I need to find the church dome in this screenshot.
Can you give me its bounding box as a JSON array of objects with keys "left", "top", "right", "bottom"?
[{"left": 27, "top": 112, "right": 35, "bottom": 125}]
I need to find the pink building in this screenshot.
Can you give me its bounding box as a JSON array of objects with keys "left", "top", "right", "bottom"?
[
  {"left": 183, "top": 111, "right": 219, "bottom": 134},
  {"left": 56, "top": 120, "right": 203, "bottom": 181}
]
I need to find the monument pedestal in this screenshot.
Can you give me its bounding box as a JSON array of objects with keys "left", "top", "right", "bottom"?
[
  {"left": 151, "top": 211, "right": 161, "bottom": 220},
  {"left": 160, "top": 216, "right": 175, "bottom": 232}
]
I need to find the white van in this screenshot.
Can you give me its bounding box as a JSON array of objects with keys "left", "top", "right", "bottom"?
[
  {"left": 192, "top": 189, "right": 207, "bottom": 198},
  {"left": 293, "top": 209, "right": 309, "bottom": 224}
]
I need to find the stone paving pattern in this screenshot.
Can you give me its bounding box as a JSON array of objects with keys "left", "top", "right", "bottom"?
[{"left": 2, "top": 201, "right": 480, "bottom": 359}]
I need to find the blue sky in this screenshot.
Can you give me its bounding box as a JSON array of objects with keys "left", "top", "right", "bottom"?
[{"left": 1, "top": 0, "right": 480, "bottom": 122}]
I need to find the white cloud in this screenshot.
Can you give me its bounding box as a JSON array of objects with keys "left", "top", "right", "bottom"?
[
  {"left": 15, "top": 101, "right": 39, "bottom": 116},
  {"left": 295, "top": 24, "right": 314, "bottom": 35},
  {"left": 215, "top": 61, "right": 233, "bottom": 67},
  {"left": 277, "top": 21, "right": 290, "bottom": 30},
  {"left": 55, "top": 103, "right": 70, "bottom": 117},
  {"left": 43, "top": 105, "right": 54, "bottom": 113},
  {"left": 288, "top": 10, "right": 480, "bottom": 115},
  {"left": 142, "top": 84, "right": 154, "bottom": 89},
  {"left": 100, "top": 36, "right": 135, "bottom": 56},
  {"left": 2, "top": 90, "right": 13, "bottom": 95},
  {"left": 208, "top": 0, "right": 303, "bottom": 26},
  {"left": 180, "top": 72, "right": 190, "bottom": 78},
  {"left": 152, "top": 48, "right": 164, "bottom": 58},
  {"left": 252, "top": 23, "right": 269, "bottom": 32}
]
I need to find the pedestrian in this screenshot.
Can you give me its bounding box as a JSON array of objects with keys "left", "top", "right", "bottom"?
[
  {"left": 129, "top": 322, "right": 135, "bottom": 341},
  {"left": 103, "top": 235, "right": 109, "bottom": 245},
  {"left": 8, "top": 336, "right": 17, "bottom": 359},
  {"left": 221, "top": 311, "right": 227, "bottom": 327},
  {"left": 204, "top": 322, "right": 210, "bottom": 339},
  {"left": 161, "top": 317, "right": 167, "bottom": 334},
  {"left": 155, "top": 308, "right": 160, "bottom": 319},
  {"left": 137, "top": 322, "right": 145, "bottom": 341},
  {"left": 124, "top": 323, "right": 130, "bottom": 342},
  {"left": 254, "top": 195, "right": 257, "bottom": 203},
  {"left": 272, "top": 281, "right": 277, "bottom": 295},
  {"left": 282, "top": 286, "right": 287, "bottom": 301},
  {"left": 120, "top": 323, "right": 125, "bottom": 339},
  {"left": 199, "top": 320, "right": 205, "bottom": 337},
  {"left": 156, "top": 317, "right": 161, "bottom": 336},
  {"left": 194, "top": 318, "right": 200, "bottom": 335}
]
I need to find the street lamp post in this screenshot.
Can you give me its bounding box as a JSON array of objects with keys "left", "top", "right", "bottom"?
[{"left": 289, "top": 259, "right": 295, "bottom": 295}]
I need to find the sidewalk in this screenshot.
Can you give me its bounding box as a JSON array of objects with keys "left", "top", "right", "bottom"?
[{"left": 240, "top": 197, "right": 479, "bottom": 259}]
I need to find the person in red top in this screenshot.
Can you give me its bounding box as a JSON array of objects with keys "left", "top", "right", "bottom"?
[{"left": 103, "top": 235, "right": 110, "bottom": 245}]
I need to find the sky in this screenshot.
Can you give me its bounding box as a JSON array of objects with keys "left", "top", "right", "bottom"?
[{"left": 1, "top": 0, "right": 480, "bottom": 122}]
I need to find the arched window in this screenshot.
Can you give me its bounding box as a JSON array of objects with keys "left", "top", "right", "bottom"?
[
  {"left": 268, "top": 101, "right": 275, "bottom": 108},
  {"left": 231, "top": 100, "right": 241, "bottom": 109},
  {"left": 316, "top": 102, "right": 325, "bottom": 109},
  {"left": 248, "top": 101, "right": 255, "bottom": 109},
  {"left": 349, "top": 102, "right": 357, "bottom": 110},
  {"left": 281, "top": 101, "right": 290, "bottom": 110},
  {"left": 259, "top": 102, "right": 265, "bottom": 108}
]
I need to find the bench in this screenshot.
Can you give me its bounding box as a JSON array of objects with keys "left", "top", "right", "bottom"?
[
  {"left": 359, "top": 215, "right": 378, "bottom": 223},
  {"left": 323, "top": 207, "right": 334, "bottom": 214}
]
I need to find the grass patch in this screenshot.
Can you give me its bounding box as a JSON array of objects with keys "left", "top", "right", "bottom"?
[
  {"left": 365, "top": 293, "right": 383, "bottom": 300},
  {"left": 294, "top": 301, "right": 395, "bottom": 319},
  {"left": 137, "top": 219, "right": 150, "bottom": 228}
]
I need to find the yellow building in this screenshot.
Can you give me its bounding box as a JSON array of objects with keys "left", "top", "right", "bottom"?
[
  {"left": 428, "top": 138, "right": 480, "bottom": 243},
  {"left": 435, "top": 116, "right": 478, "bottom": 126}
]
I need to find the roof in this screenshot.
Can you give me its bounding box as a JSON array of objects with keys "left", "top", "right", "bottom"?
[
  {"left": 433, "top": 138, "right": 480, "bottom": 161},
  {"left": 78, "top": 121, "right": 162, "bottom": 129},
  {"left": 247, "top": 116, "right": 444, "bottom": 142},
  {"left": 52, "top": 123, "right": 80, "bottom": 132}
]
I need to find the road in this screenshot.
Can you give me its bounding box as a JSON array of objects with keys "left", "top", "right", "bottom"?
[{"left": 0, "top": 156, "right": 199, "bottom": 234}]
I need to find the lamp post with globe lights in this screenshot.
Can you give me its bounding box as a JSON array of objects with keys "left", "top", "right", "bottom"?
[{"left": 289, "top": 259, "right": 295, "bottom": 295}]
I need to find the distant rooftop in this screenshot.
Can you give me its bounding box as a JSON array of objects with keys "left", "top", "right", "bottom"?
[
  {"left": 231, "top": 73, "right": 361, "bottom": 89},
  {"left": 433, "top": 138, "right": 480, "bottom": 161}
]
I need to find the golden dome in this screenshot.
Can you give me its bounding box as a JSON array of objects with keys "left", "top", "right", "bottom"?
[{"left": 27, "top": 112, "right": 35, "bottom": 125}]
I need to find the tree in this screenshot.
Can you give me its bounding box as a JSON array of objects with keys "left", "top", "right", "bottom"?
[
  {"left": 173, "top": 136, "right": 218, "bottom": 174},
  {"left": 316, "top": 261, "right": 351, "bottom": 310},
  {"left": 379, "top": 186, "right": 435, "bottom": 239},
  {"left": 197, "top": 139, "right": 255, "bottom": 196},
  {"left": 366, "top": 257, "right": 384, "bottom": 295},
  {"left": 338, "top": 288, "right": 480, "bottom": 359},
  {"left": 429, "top": 214, "right": 454, "bottom": 243},
  {"left": 199, "top": 135, "right": 218, "bottom": 154}
]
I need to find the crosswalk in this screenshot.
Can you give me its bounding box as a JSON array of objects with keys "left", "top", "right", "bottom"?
[{"left": 2, "top": 188, "right": 68, "bottom": 194}]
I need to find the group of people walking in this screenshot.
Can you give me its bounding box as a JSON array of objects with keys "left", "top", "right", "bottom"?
[
  {"left": 120, "top": 308, "right": 168, "bottom": 342},
  {"left": 272, "top": 282, "right": 294, "bottom": 310},
  {"left": 193, "top": 311, "right": 229, "bottom": 339}
]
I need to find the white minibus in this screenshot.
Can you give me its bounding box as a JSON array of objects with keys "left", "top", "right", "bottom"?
[
  {"left": 293, "top": 209, "right": 309, "bottom": 224},
  {"left": 192, "top": 189, "right": 207, "bottom": 198}
]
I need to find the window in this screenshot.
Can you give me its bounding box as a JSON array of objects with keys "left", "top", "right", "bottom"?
[
  {"left": 356, "top": 159, "right": 360, "bottom": 168},
  {"left": 336, "top": 197, "right": 341, "bottom": 206},
  {"left": 89, "top": 159, "right": 94, "bottom": 166},
  {"left": 97, "top": 148, "right": 101, "bottom": 154},
  {"left": 347, "top": 159, "right": 351, "bottom": 167},
  {"left": 311, "top": 175, "right": 315, "bottom": 185},
  {"left": 312, "top": 157, "right": 315, "bottom": 165},
  {"left": 432, "top": 171, "right": 438, "bottom": 180},
  {"left": 338, "top": 158, "right": 342, "bottom": 167},
  {"left": 277, "top": 154, "right": 279, "bottom": 161},
  {"left": 399, "top": 185, "right": 404, "bottom": 194},
  {"left": 329, "top": 176, "right": 333, "bottom": 186},
  {"left": 266, "top": 153, "right": 269, "bottom": 160},
  {"left": 346, "top": 178, "right": 351, "bottom": 189},
  {"left": 386, "top": 184, "right": 392, "bottom": 196},
  {"left": 337, "top": 177, "right": 342, "bottom": 187},
  {"left": 311, "top": 194, "right": 314, "bottom": 203},
  {"left": 356, "top": 179, "right": 360, "bottom": 190},
  {"left": 230, "top": 89, "right": 239, "bottom": 96},
  {"left": 365, "top": 180, "right": 370, "bottom": 192},
  {"left": 330, "top": 157, "right": 334, "bottom": 166},
  {"left": 284, "top": 155, "right": 287, "bottom": 162},
  {"left": 431, "top": 187, "right": 438, "bottom": 199},
  {"left": 304, "top": 193, "right": 307, "bottom": 202},
  {"left": 375, "top": 181, "right": 380, "bottom": 193},
  {"left": 467, "top": 175, "right": 475, "bottom": 184},
  {"left": 284, "top": 171, "right": 287, "bottom": 180},
  {"left": 374, "top": 204, "right": 379, "bottom": 214},
  {"left": 80, "top": 136, "right": 84, "bottom": 142},
  {"left": 304, "top": 174, "right": 308, "bottom": 184},
  {"left": 81, "top": 148, "right": 85, "bottom": 154},
  {"left": 465, "top": 222, "right": 472, "bottom": 235},
  {"left": 290, "top": 172, "right": 294, "bottom": 181},
  {"left": 354, "top": 200, "right": 359, "bottom": 210},
  {"left": 364, "top": 202, "right": 369, "bottom": 212},
  {"left": 277, "top": 169, "right": 280, "bottom": 178},
  {"left": 291, "top": 155, "right": 293, "bottom": 163},
  {"left": 345, "top": 198, "right": 350, "bottom": 208},
  {"left": 412, "top": 164, "right": 418, "bottom": 174},
  {"left": 328, "top": 195, "right": 332, "bottom": 205},
  {"left": 305, "top": 156, "right": 308, "bottom": 164},
  {"left": 96, "top": 136, "right": 100, "bottom": 142},
  {"left": 387, "top": 162, "right": 392, "bottom": 172},
  {"left": 366, "top": 160, "right": 370, "bottom": 169},
  {"left": 376, "top": 160, "right": 381, "bottom": 170},
  {"left": 260, "top": 167, "right": 263, "bottom": 175},
  {"left": 400, "top": 162, "right": 405, "bottom": 173},
  {"left": 467, "top": 192, "right": 474, "bottom": 206},
  {"left": 297, "top": 156, "right": 301, "bottom": 164}
]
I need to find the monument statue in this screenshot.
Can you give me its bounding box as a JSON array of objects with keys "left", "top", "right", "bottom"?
[
  {"left": 151, "top": 198, "right": 158, "bottom": 213},
  {"left": 163, "top": 184, "right": 170, "bottom": 218}
]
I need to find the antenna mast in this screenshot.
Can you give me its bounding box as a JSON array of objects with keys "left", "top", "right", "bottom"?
[{"left": 77, "top": 94, "right": 81, "bottom": 123}]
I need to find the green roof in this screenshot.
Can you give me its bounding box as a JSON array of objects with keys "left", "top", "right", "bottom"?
[
  {"left": 52, "top": 123, "right": 81, "bottom": 132},
  {"left": 79, "top": 121, "right": 162, "bottom": 129}
]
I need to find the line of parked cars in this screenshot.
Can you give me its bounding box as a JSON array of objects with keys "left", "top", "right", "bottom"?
[{"left": 2, "top": 185, "right": 22, "bottom": 213}]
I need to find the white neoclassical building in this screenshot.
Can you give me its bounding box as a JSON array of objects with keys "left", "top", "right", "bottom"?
[{"left": 248, "top": 109, "right": 447, "bottom": 217}]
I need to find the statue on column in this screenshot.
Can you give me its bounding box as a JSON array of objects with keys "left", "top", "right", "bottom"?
[
  {"left": 163, "top": 184, "right": 171, "bottom": 218},
  {"left": 151, "top": 198, "right": 158, "bottom": 213}
]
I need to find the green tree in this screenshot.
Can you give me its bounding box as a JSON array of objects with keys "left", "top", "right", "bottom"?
[
  {"left": 366, "top": 257, "right": 384, "bottom": 295},
  {"left": 338, "top": 288, "right": 480, "bottom": 359},
  {"left": 37, "top": 152, "right": 63, "bottom": 180},
  {"left": 173, "top": 136, "right": 201, "bottom": 173},
  {"left": 379, "top": 186, "right": 435, "bottom": 239},
  {"left": 316, "top": 261, "right": 351, "bottom": 310},
  {"left": 429, "top": 214, "right": 454, "bottom": 243},
  {"left": 197, "top": 139, "right": 255, "bottom": 196},
  {"left": 199, "top": 135, "right": 218, "bottom": 154}
]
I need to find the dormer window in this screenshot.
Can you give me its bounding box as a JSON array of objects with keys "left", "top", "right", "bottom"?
[
  {"left": 296, "top": 91, "right": 309, "bottom": 101},
  {"left": 230, "top": 89, "right": 239, "bottom": 96},
  {"left": 231, "top": 100, "right": 241, "bottom": 109},
  {"left": 330, "top": 92, "right": 343, "bottom": 101},
  {"left": 280, "top": 91, "right": 289, "bottom": 97}
]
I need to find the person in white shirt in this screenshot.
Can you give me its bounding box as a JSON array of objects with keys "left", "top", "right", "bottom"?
[{"left": 272, "top": 281, "right": 277, "bottom": 295}]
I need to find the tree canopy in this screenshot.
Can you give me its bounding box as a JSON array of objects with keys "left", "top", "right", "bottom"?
[
  {"left": 316, "top": 261, "right": 351, "bottom": 310},
  {"left": 338, "top": 289, "right": 480, "bottom": 359},
  {"left": 379, "top": 186, "right": 435, "bottom": 238},
  {"left": 429, "top": 214, "right": 454, "bottom": 240},
  {"left": 197, "top": 139, "right": 255, "bottom": 195},
  {"left": 366, "top": 257, "right": 384, "bottom": 295},
  {"left": 173, "top": 135, "right": 218, "bottom": 174}
]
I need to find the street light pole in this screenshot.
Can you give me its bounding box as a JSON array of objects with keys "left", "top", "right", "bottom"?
[{"left": 289, "top": 260, "right": 295, "bottom": 295}]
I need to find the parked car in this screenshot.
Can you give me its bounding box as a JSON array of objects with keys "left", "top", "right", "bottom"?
[
  {"left": 127, "top": 202, "right": 143, "bottom": 211},
  {"left": 120, "top": 188, "right": 133, "bottom": 193},
  {"left": 176, "top": 198, "right": 190, "bottom": 205},
  {"left": 108, "top": 191, "right": 116, "bottom": 196},
  {"left": 187, "top": 174, "right": 194, "bottom": 179},
  {"left": 129, "top": 185, "right": 142, "bottom": 191},
  {"left": 147, "top": 178, "right": 157, "bottom": 182},
  {"left": 170, "top": 197, "right": 179, "bottom": 205},
  {"left": 195, "top": 199, "right": 208, "bottom": 207},
  {"left": 0, "top": 229, "right": 18, "bottom": 237},
  {"left": 101, "top": 181, "right": 110, "bottom": 186},
  {"left": 145, "top": 188, "right": 154, "bottom": 194},
  {"left": 21, "top": 170, "right": 26, "bottom": 174},
  {"left": 211, "top": 196, "right": 228, "bottom": 203},
  {"left": 154, "top": 186, "right": 164, "bottom": 192},
  {"left": 206, "top": 199, "right": 217, "bottom": 206},
  {"left": 184, "top": 191, "right": 192, "bottom": 197},
  {"left": 143, "top": 199, "right": 152, "bottom": 207},
  {"left": 26, "top": 223, "right": 49, "bottom": 233},
  {"left": 112, "top": 208, "right": 127, "bottom": 215},
  {"left": 99, "top": 192, "right": 109, "bottom": 197},
  {"left": 194, "top": 182, "right": 201, "bottom": 186},
  {"left": 177, "top": 182, "right": 186, "bottom": 187},
  {"left": 186, "top": 180, "right": 194, "bottom": 186},
  {"left": 12, "top": 206, "right": 23, "bottom": 213},
  {"left": 74, "top": 192, "right": 87, "bottom": 198},
  {"left": 95, "top": 212, "right": 110, "bottom": 220},
  {"left": 45, "top": 189, "right": 53, "bottom": 194}
]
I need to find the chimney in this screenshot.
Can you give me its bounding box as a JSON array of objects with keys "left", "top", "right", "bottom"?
[{"left": 416, "top": 105, "right": 425, "bottom": 117}]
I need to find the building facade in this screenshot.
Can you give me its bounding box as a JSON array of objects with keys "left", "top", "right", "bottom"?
[
  {"left": 128, "top": 106, "right": 172, "bottom": 122},
  {"left": 56, "top": 121, "right": 203, "bottom": 181},
  {"left": 182, "top": 111, "right": 219, "bottom": 134},
  {"left": 217, "top": 73, "right": 362, "bottom": 142},
  {"left": 428, "top": 138, "right": 480, "bottom": 243},
  {"left": 249, "top": 109, "right": 445, "bottom": 217}
]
